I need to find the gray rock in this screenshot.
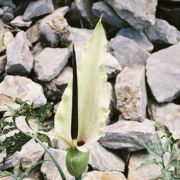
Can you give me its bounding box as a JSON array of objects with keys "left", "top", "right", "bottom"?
[
  {"left": 39, "top": 6, "right": 70, "bottom": 47},
  {"left": 105, "top": 0, "right": 157, "bottom": 30},
  {"left": 117, "top": 27, "right": 154, "bottom": 52},
  {"left": 0, "top": 55, "right": 6, "bottom": 74},
  {"left": 83, "top": 171, "right": 127, "bottom": 180},
  {"left": 0, "top": 0, "right": 15, "bottom": 9},
  {"left": 109, "top": 36, "right": 149, "bottom": 68},
  {"left": 115, "top": 65, "right": 147, "bottom": 121},
  {"left": 23, "top": 0, "right": 54, "bottom": 21},
  {"left": 99, "top": 119, "right": 155, "bottom": 151},
  {"left": 0, "top": 75, "right": 47, "bottom": 111},
  {"left": 92, "top": 1, "right": 127, "bottom": 28},
  {"left": 41, "top": 149, "right": 74, "bottom": 180},
  {"left": 6, "top": 31, "right": 33, "bottom": 75},
  {"left": 144, "top": 19, "right": 180, "bottom": 45},
  {"left": 34, "top": 48, "right": 70, "bottom": 82},
  {"left": 45, "top": 67, "right": 72, "bottom": 101},
  {"left": 10, "top": 16, "right": 32, "bottom": 27},
  {"left": 128, "top": 151, "right": 161, "bottom": 180},
  {"left": 2, "top": 6, "right": 14, "bottom": 22},
  {"left": 89, "top": 142, "right": 125, "bottom": 172},
  {"left": 146, "top": 43, "right": 180, "bottom": 103},
  {"left": 151, "top": 103, "right": 180, "bottom": 138}
]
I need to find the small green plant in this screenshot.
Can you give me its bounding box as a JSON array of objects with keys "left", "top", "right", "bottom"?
[{"left": 139, "top": 123, "right": 180, "bottom": 180}]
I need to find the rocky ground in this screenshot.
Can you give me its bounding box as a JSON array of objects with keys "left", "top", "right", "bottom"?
[{"left": 0, "top": 0, "right": 180, "bottom": 180}]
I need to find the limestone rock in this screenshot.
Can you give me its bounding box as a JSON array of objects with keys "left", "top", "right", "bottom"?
[
  {"left": 144, "top": 19, "right": 180, "bottom": 45},
  {"left": 39, "top": 6, "right": 70, "bottom": 47},
  {"left": 0, "top": 75, "right": 47, "bottom": 111},
  {"left": 83, "top": 171, "right": 127, "bottom": 180},
  {"left": 115, "top": 65, "right": 147, "bottom": 121},
  {"left": 117, "top": 27, "right": 153, "bottom": 52},
  {"left": 89, "top": 142, "right": 125, "bottom": 172},
  {"left": 151, "top": 103, "right": 180, "bottom": 138},
  {"left": 6, "top": 31, "right": 33, "bottom": 75},
  {"left": 109, "top": 36, "right": 149, "bottom": 68},
  {"left": 92, "top": 1, "right": 127, "bottom": 28},
  {"left": 23, "top": 0, "right": 54, "bottom": 21},
  {"left": 99, "top": 119, "right": 155, "bottom": 151},
  {"left": 146, "top": 43, "right": 180, "bottom": 103},
  {"left": 105, "top": 0, "right": 157, "bottom": 30},
  {"left": 128, "top": 151, "right": 161, "bottom": 180},
  {"left": 26, "top": 24, "right": 40, "bottom": 44},
  {"left": 34, "top": 48, "right": 70, "bottom": 82},
  {"left": 41, "top": 149, "right": 74, "bottom": 180},
  {"left": 10, "top": 16, "right": 32, "bottom": 27}
]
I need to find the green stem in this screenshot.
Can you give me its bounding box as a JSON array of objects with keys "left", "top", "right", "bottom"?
[
  {"left": 75, "top": 176, "right": 82, "bottom": 180},
  {"left": 32, "top": 135, "right": 67, "bottom": 180}
]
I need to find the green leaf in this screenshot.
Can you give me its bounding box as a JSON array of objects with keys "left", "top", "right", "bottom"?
[
  {"left": 0, "top": 171, "right": 13, "bottom": 178},
  {"left": 37, "top": 133, "right": 52, "bottom": 147},
  {"left": 137, "top": 159, "right": 162, "bottom": 170},
  {"left": 2, "top": 132, "right": 31, "bottom": 157},
  {"left": 55, "top": 20, "right": 109, "bottom": 149},
  {"left": 170, "top": 160, "right": 180, "bottom": 168}
]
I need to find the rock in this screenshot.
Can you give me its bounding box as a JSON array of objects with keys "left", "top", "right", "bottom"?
[
  {"left": 117, "top": 27, "right": 154, "bottom": 52},
  {"left": 115, "top": 65, "right": 147, "bottom": 121},
  {"left": 45, "top": 67, "right": 72, "bottom": 101},
  {"left": 3, "top": 31, "right": 14, "bottom": 47},
  {"left": 0, "top": 75, "right": 47, "bottom": 111},
  {"left": 128, "top": 151, "right": 161, "bottom": 180},
  {"left": 6, "top": 31, "right": 33, "bottom": 75},
  {"left": 0, "top": 0, "right": 15, "bottom": 9},
  {"left": 41, "top": 148, "right": 74, "bottom": 180},
  {"left": 22, "top": 0, "right": 54, "bottom": 21},
  {"left": 10, "top": 16, "right": 32, "bottom": 27},
  {"left": 83, "top": 171, "right": 127, "bottom": 180},
  {"left": 105, "top": 53, "right": 121, "bottom": 79},
  {"left": 0, "top": 55, "right": 6, "bottom": 75},
  {"left": 144, "top": 19, "right": 180, "bottom": 45},
  {"left": 92, "top": 1, "right": 127, "bottom": 28},
  {"left": 151, "top": 103, "right": 180, "bottom": 138},
  {"left": 105, "top": 0, "right": 157, "bottom": 30},
  {"left": 89, "top": 142, "right": 125, "bottom": 172},
  {"left": 34, "top": 47, "right": 70, "bottom": 82},
  {"left": 2, "top": 6, "right": 14, "bottom": 22},
  {"left": 26, "top": 24, "right": 40, "bottom": 44},
  {"left": 109, "top": 36, "right": 149, "bottom": 68},
  {"left": 14, "top": 139, "right": 45, "bottom": 169},
  {"left": 99, "top": 119, "right": 155, "bottom": 151},
  {"left": 146, "top": 43, "right": 180, "bottom": 103}
]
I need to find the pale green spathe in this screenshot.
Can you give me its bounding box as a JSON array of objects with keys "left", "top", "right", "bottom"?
[{"left": 55, "top": 20, "right": 109, "bottom": 150}]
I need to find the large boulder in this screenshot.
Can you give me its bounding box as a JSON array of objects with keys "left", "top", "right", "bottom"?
[
  {"left": 109, "top": 36, "right": 149, "bottom": 68},
  {"left": 99, "top": 119, "right": 155, "bottom": 151},
  {"left": 105, "top": 0, "right": 158, "bottom": 30},
  {"left": 115, "top": 65, "right": 147, "bottom": 121},
  {"left": 146, "top": 43, "right": 180, "bottom": 103}
]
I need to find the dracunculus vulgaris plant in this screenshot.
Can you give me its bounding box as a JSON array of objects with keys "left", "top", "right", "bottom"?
[{"left": 54, "top": 20, "right": 110, "bottom": 179}]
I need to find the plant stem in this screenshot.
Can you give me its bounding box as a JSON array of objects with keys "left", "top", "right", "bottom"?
[
  {"left": 32, "top": 135, "right": 67, "bottom": 180},
  {"left": 75, "top": 176, "right": 82, "bottom": 180}
]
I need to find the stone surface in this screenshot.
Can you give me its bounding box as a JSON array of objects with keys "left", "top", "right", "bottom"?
[
  {"left": 92, "top": 1, "right": 127, "bottom": 28},
  {"left": 117, "top": 27, "right": 154, "bottom": 52},
  {"left": 151, "top": 103, "right": 180, "bottom": 138},
  {"left": 0, "top": 55, "right": 6, "bottom": 75},
  {"left": 144, "top": 18, "right": 180, "bottom": 45},
  {"left": 146, "top": 43, "right": 180, "bottom": 103},
  {"left": 45, "top": 67, "right": 72, "bottom": 101},
  {"left": 109, "top": 36, "right": 149, "bottom": 68},
  {"left": 105, "top": 0, "right": 157, "bottom": 30},
  {"left": 89, "top": 142, "right": 125, "bottom": 172},
  {"left": 23, "top": 0, "right": 54, "bottom": 21},
  {"left": 2, "top": 6, "right": 14, "bottom": 23},
  {"left": 0, "top": 75, "right": 47, "bottom": 111},
  {"left": 41, "top": 149, "right": 74, "bottom": 180},
  {"left": 26, "top": 24, "right": 40, "bottom": 44},
  {"left": 115, "top": 65, "right": 147, "bottom": 121},
  {"left": 10, "top": 16, "right": 32, "bottom": 27},
  {"left": 0, "top": 0, "right": 15, "bottom": 9},
  {"left": 6, "top": 31, "right": 33, "bottom": 75},
  {"left": 99, "top": 119, "right": 155, "bottom": 151},
  {"left": 39, "top": 6, "right": 70, "bottom": 47},
  {"left": 128, "top": 151, "right": 161, "bottom": 180},
  {"left": 34, "top": 47, "right": 70, "bottom": 82}
]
